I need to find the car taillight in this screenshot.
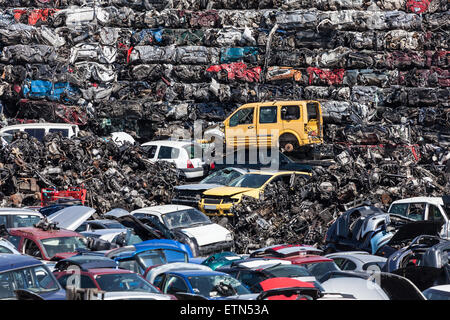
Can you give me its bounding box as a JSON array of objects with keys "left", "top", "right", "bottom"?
[
  {"left": 187, "top": 160, "right": 194, "bottom": 168},
  {"left": 210, "top": 162, "right": 215, "bottom": 170}
]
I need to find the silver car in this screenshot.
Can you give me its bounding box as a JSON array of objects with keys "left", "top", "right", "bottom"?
[{"left": 325, "top": 251, "right": 387, "bottom": 272}]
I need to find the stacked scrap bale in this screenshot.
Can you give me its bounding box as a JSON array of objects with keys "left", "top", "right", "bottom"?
[{"left": 0, "top": 0, "right": 447, "bottom": 250}]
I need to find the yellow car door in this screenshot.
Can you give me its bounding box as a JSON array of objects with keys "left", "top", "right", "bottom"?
[
  {"left": 225, "top": 106, "right": 257, "bottom": 147},
  {"left": 256, "top": 104, "right": 279, "bottom": 148}
]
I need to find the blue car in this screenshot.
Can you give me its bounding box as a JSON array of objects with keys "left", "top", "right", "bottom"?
[
  {"left": 105, "top": 239, "right": 193, "bottom": 275},
  {"left": 153, "top": 269, "right": 251, "bottom": 299},
  {"left": 0, "top": 254, "right": 66, "bottom": 300}
]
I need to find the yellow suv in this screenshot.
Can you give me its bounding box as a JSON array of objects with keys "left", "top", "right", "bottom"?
[
  {"left": 199, "top": 170, "right": 311, "bottom": 216},
  {"left": 223, "top": 100, "right": 323, "bottom": 152}
]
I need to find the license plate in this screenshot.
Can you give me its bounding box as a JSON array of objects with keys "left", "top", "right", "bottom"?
[{"left": 204, "top": 205, "right": 217, "bottom": 210}]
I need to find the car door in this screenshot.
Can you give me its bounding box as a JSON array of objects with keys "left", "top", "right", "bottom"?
[
  {"left": 257, "top": 105, "right": 279, "bottom": 147},
  {"left": 280, "top": 104, "right": 303, "bottom": 144},
  {"left": 304, "top": 101, "right": 323, "bottom": 144},
  {"left": 225, "top": 107, "right": 256, "bottom": 148}
]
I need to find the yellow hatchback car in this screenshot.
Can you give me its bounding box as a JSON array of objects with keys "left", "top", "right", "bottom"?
[{"left": 199, "top": 170, "right": 311, "bottom": 216}]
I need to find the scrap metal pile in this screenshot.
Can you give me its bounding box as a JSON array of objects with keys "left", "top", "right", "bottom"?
[
  {"left": 0, "top": 0, "right": 448, "bottom": 252},
  {"left": 0, "top": 132, "right": 182, "bottom": 212}
]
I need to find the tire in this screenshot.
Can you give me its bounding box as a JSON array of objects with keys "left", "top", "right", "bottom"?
[{"left": 279, "top": 134, "right": 299, "bottom": 153}]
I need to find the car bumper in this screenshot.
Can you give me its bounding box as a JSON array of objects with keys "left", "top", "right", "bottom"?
[
  {"left": 199, "top": 201, "right": 235, "bottom": 216},
  {"left": 180, "top": 167, "right": 205, "bottom": 179},
  {"left": 198, "top": 241, "right": 234, "bottom": 256}
]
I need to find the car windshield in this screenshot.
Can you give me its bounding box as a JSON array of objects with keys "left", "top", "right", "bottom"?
[
  {"left": 0, "top": 265, "right": 59, "bottom": 299},
  {"left": 10, "top": 215, "right": 42, "bottom": 228},
  {"left": 41, "top": 236, "right": 88, "bottom": 258},
  {"left": 103, "top": 222, "right": 126, "bottom": 229},
  {"left": 228, "top": 174, "right": 272, "bottom": 188},
  {"left": 200, "top": 168, "right": 244, "bottom": 185},
  {"left": 136, "top": 249, "right": 188, "bottom": 270},
  {"left": 95, "top": 273, "right": 160, "bottom": 293},
  {"left": 301, "top": 261, "right": 340, "bottom": 279},
  {"left": 265, "top": 265, "right": 313, "bottom": 278},
  {"left": 188, "top": 275, "right": 250, "bottom": 297},
  {"left": 162, "top": 209, "right": 211, "bottom": 229}
]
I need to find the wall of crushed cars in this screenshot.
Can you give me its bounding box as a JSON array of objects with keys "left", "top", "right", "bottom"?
[{"left": 0, "top": 0, "right": 448, "bottom": 252}]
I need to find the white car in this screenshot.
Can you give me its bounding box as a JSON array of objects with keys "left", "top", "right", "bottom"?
[
  {"left": 0, "top": 123, "right": 79, "bottom": 145},
  {"left": 0, "top": 208, "right": 43, "bottom": 229},
  {"left": 0, "top": 238, "right": 20, "bottom": 254},
  {"left": 141, "top": 140, "right": 207, "bottom": 179},
  {"left": 130, "top": 205, "right": 233, "bottom": 256},
  {"left": 388, "top": 197, "right": 450, "bottom": 239}
]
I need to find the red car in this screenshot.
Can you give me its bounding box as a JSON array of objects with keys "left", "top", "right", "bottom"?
[
  {"left": 52, "top": 256, "right": 174, "bottom": 298},
  {"left": 250, "top": 244, "right": 341, "bottom": 280},
  {"left": 7, "top": 226, "right": 88, "bottom": 261}
]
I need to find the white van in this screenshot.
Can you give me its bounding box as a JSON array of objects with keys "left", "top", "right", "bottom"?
[{"left": 0, "top": 123, "right": 79, "bottom": 145}]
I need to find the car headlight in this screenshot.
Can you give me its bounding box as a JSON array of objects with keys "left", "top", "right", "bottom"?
[{"left": 225, "top": 233, "right": 233, "bottom": 241}]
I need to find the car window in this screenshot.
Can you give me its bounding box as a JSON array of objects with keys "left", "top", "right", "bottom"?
[
  {"left": 341, "top": 260, "right": 357, "bottom": 271},
  {"left": 95, "top": 273, "right": 159, "bottom": 293},
  {"left": 307, "top": 102, "right": 319, "bottom": 120},
  {"left": 11, "top": 215, "right": 41, "bottom": 228},
  {"left": 158, "top": 146, "right": 179, "bottom": 159},
  {"left": 0, "top": 215, "right": 7, "bottom": 227},
  {"left": 24, "top": 239, "right": 42, "bottom": 258},
  {"left": 0, "top": 245, "right": 13, "bottom": 254},
  {"left": 57, "top": 274, "right": 97, "bottom": 289},
  {"left": 281, "top": 105, "right": 300, "bottom": 120},
  {"left": 75, "top": 223, "right": 88, "bottom": 232},
  {"left": 164, "top": 275, "right": 189, "bottom": 294},
  {"left": 49, "top": 128, "right": 69, "bottom": 137},
  {"left": 259, "top": 106, "right": 277, "bottom": 124},
  {"left": 408, "top": 203, "right": 425, "bottom": 221},
  {"left": 24, "top": 128, "right": 46, "bottom": 141},
  {"left": 152, "top": 274, "right": 165, "bottom": 288},
  {"left": 6, "top": 236, "right": 21, "bottom": 249},
  {"left": 229, "top": 107, "right": 254, "bottom": 127},
  {"left": 238, "top": 271, "right": 266, "bottom": 292},
  {"left": 428, "top": 205, "right": 445, "bottom": 223},
  {"left": 183, "top": 144, "right": 202, "bottom": 160},
  {"left": 118, "top": 260, "right": 141, "bottom": 274},
  {"left": 389, "top": 203, "right": 408, "bottom": 217},
  {"left": 228, "top": 174, "right": 272, "bottom": 188},
  {"left": 0, "top": 272, "right": 15, "bottom": 299},
  {"left": 331, "top": 258, "right": 346, "bottom": 269},
  {"left": 143, "top": 145, "right": 157, "bottom": 159}
]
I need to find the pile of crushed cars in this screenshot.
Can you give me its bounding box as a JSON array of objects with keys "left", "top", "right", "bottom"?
[{"left": 0, "top": 0, "right": 448, "bottom": 301}]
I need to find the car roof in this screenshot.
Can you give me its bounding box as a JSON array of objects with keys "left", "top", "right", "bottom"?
[
  {"left": 141, "top": 140, "right": 199, "bottom": 148},
  {"left": 282, "top": 255, "right": 333, "bottom": 264},
  {"left": 8, "top": 227, "right": 82, "bottom": 239},
  {"left": 390, "top": 197, "right": 443, "bottom": 206},
  {"left": 326, "top": 252, "right": 387, "bottom": 264},
  {"left": 0, "top": 208, "right": 43, "bottom": 216},
  {"left": 87, "top": 219, "right": 124, "bottom": 225},
  {"left": 0, "top": 253, "right": 42, "bottom": 272},
  {"left": 132, "top": 205, "right": 195, "bottom": 215}
]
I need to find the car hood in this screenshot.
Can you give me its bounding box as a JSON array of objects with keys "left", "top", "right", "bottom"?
[
  {"left": 203, "top": 187, "right": 256, "bottom": 197},
  {"left": 47, "top": 206, "right": 95, "bottom": 231},
  {"left": 175, "top": 184, "right": 223, "bottom": 191},
  {"left": 387, "top": 221, "right": 443, "bottom": 245},
  {"left": 179, "top": 224, "right": 231, "bottom": 247}
]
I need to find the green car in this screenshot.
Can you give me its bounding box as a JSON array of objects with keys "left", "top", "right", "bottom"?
[{"left": 201, "top": 252, "right": 245, "bottom": 270}]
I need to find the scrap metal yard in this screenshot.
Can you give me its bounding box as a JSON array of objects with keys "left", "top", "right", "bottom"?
[{"left": 0, "top": 0, "right": 448, "bottom": 302}]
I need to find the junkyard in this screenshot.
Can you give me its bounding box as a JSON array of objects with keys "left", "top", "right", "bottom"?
[{"left": 0, "top": 0, "right": 448, "bottom": 302}]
